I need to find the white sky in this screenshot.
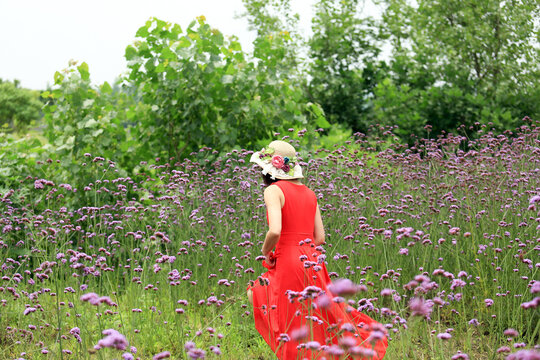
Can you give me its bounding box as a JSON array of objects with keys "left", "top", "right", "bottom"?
[{"left": 0, "top": 0, "right": 382, "bottom": 90}]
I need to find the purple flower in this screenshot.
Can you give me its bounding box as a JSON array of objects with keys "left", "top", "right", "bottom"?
[
  {"left": 521, "top": 297, "right": 539, "bottom": 309},
  {"left": 368, "top": 330, "right": 386, "bottom": 344},
  {"left": 449, "top": 227, "right": 460, "bottom": 235},
  {"left": 531, "top": 281, "right": 540, "bottom": 294},
  {"left": 328, "top": 278, "right": 361, "bottom": 296},
  {"left": 325, "top": 344, "right": 345, "bottom": 356},
  {"left": 409, "top": 297, "right": 432, "bottom": 318},
  {"left": 153, "top": 351, "right": 171, "bottom": 360},
  {"left": 437, "top": 332, "right": 452, "bottom": 340},
  {"left": 290, "top": 326, "right": 309, "bottom": 341},
  {"left": 529, "top": 195, "right": 540, "bottom": 204},
  {"left": 98, "top": 296, "right": 116, "bottom": 306},
  {"left": 451, "top": 279, "right": 466, "bottom": 290},
  {"left": 187, "top": 348, "right": 206, "bottom": 359},
  {"left": 96, "top": 329, "right": 128, "bottom": 351},
  {"left": 505, "top": 349, "right": 540, "bottom": 360},
  {"left": 34, "top": 179, "right": 45, "bottom": 189},
  {"left": 338, "top": 336, "right": 357, "bottom": 349},
  {"left": 485, "top": 298, "right": 494, "bottom": 307},
  {"left": 504, "top": 328, "right": 519, "bottom": 338},
  {"left": 316, "top": 294, "right": 331, "bottom": 309},
  {"left": 80, "top": 292, "right": 100, "bottom": 305},
  {"left": 350, "top": 346, "right": 376, "bottom": 358},
  {"left": 380, "top": 288, "right": 393, "bottom": 296},
  {"left": 23, "top": 307, "right": 37, "bottom": 315},
  {"left": 451, "top": 351, "right": 469, "bottom": 359},
  {"left": 278, "top": 333, "right": 290, "bottom": 342}
]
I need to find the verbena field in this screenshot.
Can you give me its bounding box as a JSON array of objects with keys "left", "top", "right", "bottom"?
[{"left": 0, "top": 123, "right": 539, "bottom": 360}]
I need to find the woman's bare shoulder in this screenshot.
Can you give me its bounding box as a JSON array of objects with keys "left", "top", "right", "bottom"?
[
  {"left": 264, "top": 184, "right": 283, "bottom": 197},
  {"left": 264, "top": 184, "right": 279, "bottom": 192}
]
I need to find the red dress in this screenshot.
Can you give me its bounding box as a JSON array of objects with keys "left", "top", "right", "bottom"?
[{"left": 249, "top": 180, "right": 388, "bottom": 360}]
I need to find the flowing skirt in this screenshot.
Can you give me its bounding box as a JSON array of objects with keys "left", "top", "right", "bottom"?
[{"left": 248, "top": 234, "right": 388, "bottom": 360}]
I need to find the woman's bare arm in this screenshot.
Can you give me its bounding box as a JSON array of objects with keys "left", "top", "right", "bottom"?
[
  {"left": 261, "top": 185, "right": 282, "bottom": 256},
  {"left": 313, "top": 203, "right": 325, "bottom": 246}
]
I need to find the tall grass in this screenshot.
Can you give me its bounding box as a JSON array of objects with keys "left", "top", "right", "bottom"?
[{"left": 0, "top": 122, "right": 538, "bottom": 359}]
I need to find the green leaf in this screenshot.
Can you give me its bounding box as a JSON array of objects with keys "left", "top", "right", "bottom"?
[
  {"left": 125, "top": 45, "right": 138, "bottom": 60},
  {"left": 154, "top": 18, "right": 167, "bottom": 33},
  {"left": 54, "top": 71, "right": 64, "bottom": 85},
  {"left": 177, "top": 37, "right": 191, "bottom": 48},
  {"left": 161, "top": 47, "right": 175, "bottom": 60},
  {"left": 84, "top": 118, "right": 98, "bottom": 128},
  {"left": 229, "top": 40, "right": 242, "bottom": 52},
  {"left": 171, "top": 23, "right": 182, "bottom": 36},
  {"left": 0, "top": 167, "right": 12, "bottom": 176},
  {"left": 222, "top": 75, "right": 233, "bottom": 84},
  {"left": 155, "top": 63, "right": 166, "bottom": 73},
  {"left": 82, "top": 99, "right": 95, "bottom": 109},
  {"left": 77, "top": 62, "right": 90, "bottom": 80},
  {"left": 101, "top": 81, "right": 112, "bottom": 94},
  {"left": 136, "top": 20, "right": 151, "bottom": 38}
]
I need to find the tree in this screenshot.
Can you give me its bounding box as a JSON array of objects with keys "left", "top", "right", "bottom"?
[
  {"left": 375, "top": 0, "right": 540, "bottom": 136},
  {"left": 308, "top": 0, "right": 388, "bottom": 133},
  {"left": 240, "top": 0, "right": 303, "bottom": 76},
  {"left": 0, "top": 79, "right": 42, "bottom": 133},
  {"left": 124, "top": 16, "right": 318, "bottom": 161}
]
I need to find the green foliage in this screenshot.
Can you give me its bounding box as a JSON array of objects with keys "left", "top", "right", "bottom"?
[
  {"left": 0, "top": 79, "right": 43, "bottom": 133},
  {"left": 0, "top": 132, "right": 45, "bottom": 192},
  {"left": 246, "top": 0, "right": 539, "bottom": 140},
  {"left": 375, "top": 0, "right": 540, "bottom": 138},
  {"left": 371, "top": 79, "right": 425, "bottom": 140},
  {"left": 308, "top": 0, "right": 388, "bottom": 133},
  {"left": 241, "top": 0, "right": 299, "bottom": 37},
  {"left": 241, "top": 0, "right": 302, "bottom": 74},
  {"left": 125, "top": 17, "right": 314, "bottom": 161},
  {"left": 41, "top": 60, "right": 131, "bottom": 205}
]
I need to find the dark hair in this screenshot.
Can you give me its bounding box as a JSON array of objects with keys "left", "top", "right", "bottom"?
[{"left": 261, "top": 173, "right": 279, "bottom": 187}]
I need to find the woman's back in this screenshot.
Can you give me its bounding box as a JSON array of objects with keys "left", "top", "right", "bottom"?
[{"left": 271, "top": 180, "right": 317, "bottom": 242}]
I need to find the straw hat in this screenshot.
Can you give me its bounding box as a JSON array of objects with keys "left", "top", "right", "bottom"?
[{"left": 250, "top": 140, "right": 304, "bottom": 180}]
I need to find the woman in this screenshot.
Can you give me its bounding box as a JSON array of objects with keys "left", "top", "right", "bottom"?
[{"left": 247, "top": 140, "right": 388, "bottom": 360}]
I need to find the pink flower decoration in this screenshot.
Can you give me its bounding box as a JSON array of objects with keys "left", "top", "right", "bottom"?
[{"left": 271, "top": 155, "right": 284, "bottom": 168}]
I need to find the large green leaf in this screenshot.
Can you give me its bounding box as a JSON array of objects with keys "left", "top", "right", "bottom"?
[
  {"left": 77, "top": 62, "right": 90, "bottom": 81},
  {"left": 54, "top": 71, "right": 64, "bottom": 85},
  {"left": 125, "top": 45, "right": 138, "bottom": 60},
  {"left": 136, "top": 20, "right": 151, "bottom": 38},
  {"left": 161, "top": 47, "right": 176, "bottom": 60},
  {"left": 83, "top": 118, "right": 98, "bottom": 128}
]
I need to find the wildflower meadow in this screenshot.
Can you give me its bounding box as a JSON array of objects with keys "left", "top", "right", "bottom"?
[{"left": 0, "top": 122, "right": 539, "bottom": 360}]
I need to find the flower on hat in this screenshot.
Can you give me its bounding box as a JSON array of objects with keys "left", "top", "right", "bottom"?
[{"left": 272, "top": 155, "right": 285, "bottom": 168}]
